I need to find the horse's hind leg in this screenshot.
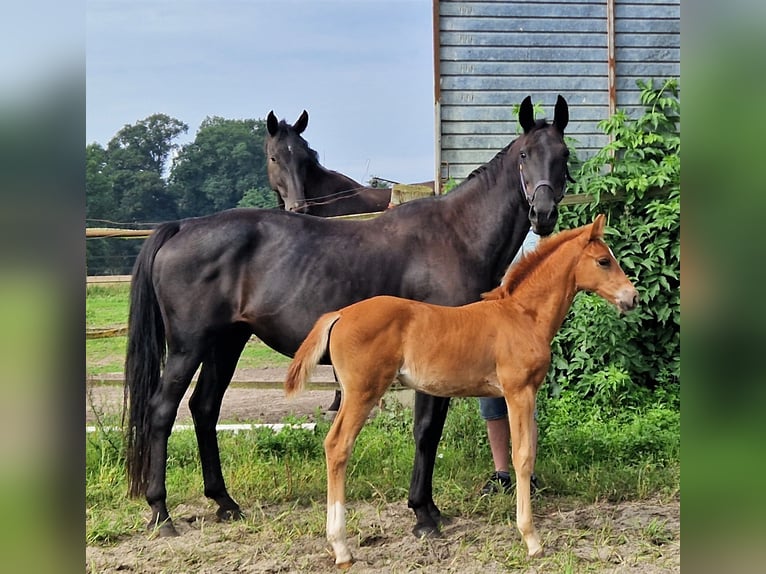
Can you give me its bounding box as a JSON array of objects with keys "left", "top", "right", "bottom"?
[
  {"left": 324, "top": 389, "right": 380, "bottom": 567},
  {"left": 145, "top": 350, "right": 203, "bottom": 536},
  {"left": 408, "top": 393, "right": 451, "bottom": 538},
  {"left": 189, "top": 326, "right": 251, "bottom": 522}
]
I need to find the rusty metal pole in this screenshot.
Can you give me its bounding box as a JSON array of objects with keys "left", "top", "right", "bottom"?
[{"left": 607, "top": 0, "right": 617, "bottom": 118}]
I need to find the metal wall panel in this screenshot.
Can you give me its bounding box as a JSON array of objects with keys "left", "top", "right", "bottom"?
[{"left": 436, "top": 0, "right": 680, "bottom": 184}]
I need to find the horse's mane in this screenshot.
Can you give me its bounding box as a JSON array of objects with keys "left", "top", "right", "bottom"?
[
  {"left": 481, "top": 221, "right": 588, "bottom": 300},
  {"left": 464, "top": 118, "right": 552, "bottom": 183},
  {"left": 275, "top": 119, "right": 320, "bottom": 164}
]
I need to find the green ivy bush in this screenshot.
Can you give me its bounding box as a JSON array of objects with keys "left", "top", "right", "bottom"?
[{"left": 545, "top": 79, "right": 680, "bottom": 413}]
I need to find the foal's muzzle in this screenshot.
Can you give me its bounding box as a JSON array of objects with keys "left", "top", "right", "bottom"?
[{"left": 616, "top": 287, "right": 640, "bottom": 314}]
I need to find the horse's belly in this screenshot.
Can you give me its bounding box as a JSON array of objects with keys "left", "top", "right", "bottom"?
[{"left": 396, "top": 366, "right": 503, "bottom": 398}]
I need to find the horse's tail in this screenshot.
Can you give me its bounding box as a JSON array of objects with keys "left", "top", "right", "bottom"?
[
  {"left": 285, "top": 312, "right": 341, "bottom": 398},
  {"left": 123, "top": 221, "right": 181, "bottom": 498}
]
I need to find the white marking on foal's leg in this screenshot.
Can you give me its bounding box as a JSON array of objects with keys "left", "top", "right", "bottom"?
[{"left": 327, "top": 500, "right": 352, "bottom": 565}]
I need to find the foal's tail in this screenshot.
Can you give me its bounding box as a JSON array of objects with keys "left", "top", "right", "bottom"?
[
  {"left": 285, "top": 312, "right": 341, "bottom": 397},
  {"left": 123, "top": 221, "right": 181, "bottom": 498}
]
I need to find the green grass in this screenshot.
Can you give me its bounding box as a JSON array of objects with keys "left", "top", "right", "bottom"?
[
  {"left": 86, "top": 283, "right": 289, "bottom": 376},
  {"left": 86, "top": 397, "right": 680, "bottom": 545}
]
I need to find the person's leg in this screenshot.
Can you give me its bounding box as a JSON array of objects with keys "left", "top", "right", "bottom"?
[
  {"left": 479, "top": 397, "right": 540, "bottom": 495},
  {"left": 486, "top": 416, "right": 510, "bottom": 473},
  {"left": 479, "top": 397, "right": 513, "bottom": 494}
]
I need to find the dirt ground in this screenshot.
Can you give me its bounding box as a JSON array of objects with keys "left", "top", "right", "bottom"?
[{"left": 86, "top": 367, "right": 680, "bottom": 573}]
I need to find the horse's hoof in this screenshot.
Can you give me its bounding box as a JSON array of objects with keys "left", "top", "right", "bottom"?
[
  {"left": 528, "top": 546, "right": 544, "bottom": 558},
  {"left": 148, "top": 520, "right": 179, "bottom": 538},
  {"left": 336, "top": 559, "right": 354, "bottom": 570},
  {"left": 216, "top": 507, "right": 245, "bottom": 522},
  {"left": 412, "top": 523, "right": 441, "bottom": 539}
]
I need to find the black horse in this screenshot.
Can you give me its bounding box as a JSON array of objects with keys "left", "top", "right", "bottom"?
[
  {"left": 265, "top": 110, "right": 434, "bottom": 412},
  {"left": 124, "top": 95, "right": 572, "bottom": 538},
  {"left": 265, "top": 109, "right": 393, "bottom": 216}
]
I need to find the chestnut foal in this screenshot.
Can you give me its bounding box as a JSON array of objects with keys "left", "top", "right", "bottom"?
[{"left": 285, "top": 214, "right": 638, "bottom": 566}]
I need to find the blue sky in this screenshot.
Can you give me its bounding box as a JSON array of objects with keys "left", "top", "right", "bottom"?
[{"left": 86, "top": 0, "right": 436, "bottom": 185}]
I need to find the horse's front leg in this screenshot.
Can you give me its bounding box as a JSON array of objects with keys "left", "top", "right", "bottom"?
[
  {"left": 507, "top": 384, "right": 543, "bottom": 557},
  {"left": 408, "top": 393, "right": 451, "bottom": 538}
]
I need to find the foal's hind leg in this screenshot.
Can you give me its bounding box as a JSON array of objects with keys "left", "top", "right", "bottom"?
[
  {"left": 189, "top": 327, "right": 251, "bottom": 522},
  {"left": 408, "top": 393, "right": 451, "bottom": 538},
  {"left": 145, "top": 350, "right": 203, "bottom": 536},
  {"left": 324, "top": 389, "right": 380, "bottom": 567}
]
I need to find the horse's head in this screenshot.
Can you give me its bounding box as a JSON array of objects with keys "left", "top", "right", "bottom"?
[
  {"left": 513, "top": 95, "right": 573, "bottom": 236},
  {"left": 576, "top": 215, "right": 639, "bottom": 314},
  {"left": 265, "top": 110, "right": 315, "bottom": 213}
]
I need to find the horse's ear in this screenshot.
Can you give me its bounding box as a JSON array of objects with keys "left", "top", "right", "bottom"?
[
  {"left": 590, "top": 214, "right": 606, "bottom": 240},
  {"left": 267, "top": 111, "right": 279, "bottom": 136},
  {"left": 519, "top": 96, "right": 535, "bottom": 133},
  {"left": 553, "top": 95, "right": 569, "bottom": 133},
  {"left": 294, "top": 110, "right": 309, "bottom": 134}
]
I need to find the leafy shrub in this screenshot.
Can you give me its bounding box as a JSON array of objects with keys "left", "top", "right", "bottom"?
[{"left": 550, "top": 79, "right": 680, "bottom": 408}]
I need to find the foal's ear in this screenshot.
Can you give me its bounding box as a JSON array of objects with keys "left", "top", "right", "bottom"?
[
  {"left": 553, "top": 95, "right": 569, "bottom": 133},
  {"left": 590, "top": 214, "right": 606, "bottom": 240},
  {"left": 267, "top": 111, "right": 279, "bottom": 136},
  {"left": 294, "top": 110, "right": 309, "bottom": 134},
  {"left": 519, "top": 96, "right": 535, "bottom": 133}
]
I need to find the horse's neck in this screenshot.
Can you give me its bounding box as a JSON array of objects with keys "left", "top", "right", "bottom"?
[
  {"left": 306, "top": 161, "right": 362, "bottom": 197},
  {"left": 442, "top": 161, "right": 530, "bottom": 281},
  {"left": 505, "top": 240, "right": 583, "bottom": 342}
]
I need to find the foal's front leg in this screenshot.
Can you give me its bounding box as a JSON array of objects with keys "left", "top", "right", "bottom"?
[{"left": 507, "top": 384, "right": 543, "bottom": 557}]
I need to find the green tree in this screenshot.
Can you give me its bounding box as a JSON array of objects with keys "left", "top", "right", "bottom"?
[
  {"left": 169, "top": 116, "right": 275, "bottom": 217},
  {"left": 105, "top": 113, "right": 188, "bottom": 222}
]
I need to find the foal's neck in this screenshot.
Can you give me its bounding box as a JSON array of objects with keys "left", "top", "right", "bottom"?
[{"left": 506, "top": 238, "right": 583, "bottom": 342}]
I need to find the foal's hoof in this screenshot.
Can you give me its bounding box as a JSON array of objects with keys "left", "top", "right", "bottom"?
[
  {"left": 336, "top": 559, "right": 354, "bottom": 570},
  {"left": 412, "top": 523, "right": 441, "bottom": 539},
  {"left": 216, "top": 506, "right": 246, "bottom": 522}
]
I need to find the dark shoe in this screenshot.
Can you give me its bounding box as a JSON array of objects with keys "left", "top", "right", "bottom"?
[
  {"left": 479, "top": 472, "right": 540, "bottom": 496},
  {"left": 480, "top": 471, "right": 513, "bottom": 495}
]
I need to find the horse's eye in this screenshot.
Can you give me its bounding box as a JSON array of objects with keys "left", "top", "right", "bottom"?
[
  {"left": 597, "top": 258, "right": 611, "bottom": 268},
  {"left": 520, "top": 151, "right": 527, "bottom": 159},
  {"left": 270, "top": 156, "right": 276, "bottom": 162}
]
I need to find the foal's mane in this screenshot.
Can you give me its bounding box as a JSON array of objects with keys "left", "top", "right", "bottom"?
[{"left": 482, "top": 222, "right": 589, "bottom": 300}]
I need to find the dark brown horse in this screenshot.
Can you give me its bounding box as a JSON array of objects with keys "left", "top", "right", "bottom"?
[
  {"left": 124, "top": 95, "right": 572, "bottom": 539},
  {"left": 265, "top": 110, "right": 393, "bottom": 216},
  {"left": 286, "top": 215, "right": 638, "bottom": 565}
]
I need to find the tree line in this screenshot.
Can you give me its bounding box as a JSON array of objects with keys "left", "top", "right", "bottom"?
[{"left": 86, "top": 114, "right": 278, "bottom": 275}]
